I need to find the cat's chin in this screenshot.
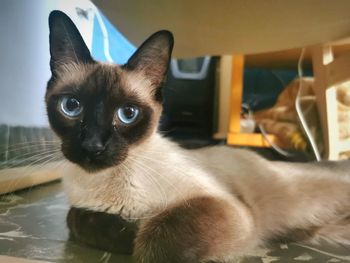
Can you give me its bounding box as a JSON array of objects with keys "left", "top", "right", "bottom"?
[
  {"left": 61, "top": 150, "right": 120, "bottom": 173},
  {"left": 80, "top": 159, "right": 116, "bottom": 173}
]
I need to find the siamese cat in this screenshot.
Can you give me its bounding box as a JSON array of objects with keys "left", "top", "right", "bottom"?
[{"left": 46, "top": 11, "right": 350, "bottom": 263}]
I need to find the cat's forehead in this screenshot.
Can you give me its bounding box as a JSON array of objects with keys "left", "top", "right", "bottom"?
[{"left": 49, "top": 62, "right": 154, "bottom": 102}]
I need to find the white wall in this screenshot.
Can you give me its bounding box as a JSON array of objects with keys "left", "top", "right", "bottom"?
[{"left": 0, "top": 0, "right": 94, "bottom": 127}]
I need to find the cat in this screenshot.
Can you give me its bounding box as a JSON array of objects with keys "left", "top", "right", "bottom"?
[{"left": 46, "top": 10, "right": 350, "bottom": 263}]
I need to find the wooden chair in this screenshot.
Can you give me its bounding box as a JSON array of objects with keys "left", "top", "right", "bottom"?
[
  {"left": 312, "top": 43, "right": 350, "bottom": 160},
  {"left": 226, "top": 55, "right": 284, "bottom": 148}
]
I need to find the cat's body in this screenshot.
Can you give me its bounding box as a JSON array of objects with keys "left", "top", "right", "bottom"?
[
  {"left": 46, "top": 11, "right": 350, "bottom": 263},
  {"left": 63, "top": 133, "right": 229, "bottom": 220},
  {"left": 64, "top": 135, "right": 350, "bottom": 245}
]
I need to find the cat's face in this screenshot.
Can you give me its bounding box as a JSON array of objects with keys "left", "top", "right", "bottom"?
[{"left": 46, "top": 11, "right": 173, "bottom": 172}]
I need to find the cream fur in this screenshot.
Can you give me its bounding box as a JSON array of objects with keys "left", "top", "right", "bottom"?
[
  {"left": 62, "top": 131, "right": 350, "bottom": 258},
  {"left": 63, "top": 133, "right": 231, "bottom": 220}
]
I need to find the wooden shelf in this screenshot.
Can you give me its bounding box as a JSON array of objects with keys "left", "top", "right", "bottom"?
[{"left": 227, "top": 133, "right": 284, "bottom": 148}]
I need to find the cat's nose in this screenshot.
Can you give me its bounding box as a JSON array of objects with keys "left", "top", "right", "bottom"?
[{"left": 81, "top": 138, "right": 105, "bottom": 157}]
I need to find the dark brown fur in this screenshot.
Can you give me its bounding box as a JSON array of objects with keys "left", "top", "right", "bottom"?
[
  {"left": 67, "top": 207, "right": 137, "bottom": 254},
  {"left": 134, "top": 196, "right": 246, "bottom": 263},
  {"left": 46, "top": 63, "right": 155, "bottom": 172},
  {"left": 46, "top": 11, "right": 171, "bottom": 173}
]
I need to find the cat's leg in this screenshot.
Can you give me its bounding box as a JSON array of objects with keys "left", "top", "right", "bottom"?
[{"left": 134, "top": 196, "right": 256, "bottom": 263}]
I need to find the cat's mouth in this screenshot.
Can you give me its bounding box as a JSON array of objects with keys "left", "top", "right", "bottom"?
[
  {"left": 61, "top": 145, "right": 127, "bottom": 173},
  {"left": 61, "top": 148, "right": 112, "bottom": 173}
]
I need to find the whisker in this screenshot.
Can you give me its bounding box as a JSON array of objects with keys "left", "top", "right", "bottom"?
[
  {"left": 0, "top": 143, "right": 60, "bottom": 165},
  {"left": 120, "top": 161, "right": 156, "bottom": 205},
  {"left": 130, "top": 153, "right": 213, "bottom": 197},
  {"left": 3, "top": 151, "right": 63, "bottom": 172},
  {"left": 21, "top": 157, "right": 66, "bottom": 193},
  {"left": 7, "top": 139, "right": 59, "bottom": 145},
  {"left": 127, "top": 155, "right": 188, "bottom": 208},
  {"left": 1, "top": 140, "right": 60, "bottom": 149},
  {"left": 0, "top": 144, "right": 60, "bottom": 157},
  {"left": 0, "top": 149, "right": 62, "bottom": 169},
  {"left": 124, "top": 158, "right": 169, "bottom": 220},
  {"left": 134, "top": 148, "right": 200, "bottom": 163},
  {"left": 1, "top": 154, "right": 64, "bottom": 194},
  {"left": 5, "top": 142, "right": 59, "bottom": 150},
  {"left": 125, "top": 158, "right": 168, "bottom": 208},
  {"left": 133, "top": 147, "right": 218, "bottom": 171}
]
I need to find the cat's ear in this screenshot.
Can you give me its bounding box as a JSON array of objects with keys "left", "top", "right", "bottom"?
[
  {"left": 48, "top": 10, "right": 93, "bottom": 75},
  {"left": 124, "top": 30, "right": 174, "bottom": 87}
]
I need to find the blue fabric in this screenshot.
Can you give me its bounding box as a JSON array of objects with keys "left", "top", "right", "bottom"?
[{"left": 91, "top": 11, "right": 136, "bottom": 65}]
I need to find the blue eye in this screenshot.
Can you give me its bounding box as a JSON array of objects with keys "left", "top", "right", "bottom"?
[
  {"left": 117, "top": 105, "right": 140, "bottom": 124},
  {"left": 60, "top": 96, "right": 83, "bottom": 117}
]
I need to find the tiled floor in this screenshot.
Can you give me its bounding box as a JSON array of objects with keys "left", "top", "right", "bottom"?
[{"left": 0, "top": 182, "right": 350, "bottom": 262}]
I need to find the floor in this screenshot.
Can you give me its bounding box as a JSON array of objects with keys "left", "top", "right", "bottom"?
[
  {"left": 0, "top": 182, "right": 131, "bottom": 263},
  {"left": 0, "top": 182, "right": 350, "bottom": 262}
]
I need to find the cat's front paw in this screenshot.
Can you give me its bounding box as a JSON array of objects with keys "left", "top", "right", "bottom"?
[
  {"left": 134, "top": 196, "right": 254, "bottom": 263},
  {"left": 67, "top": 207, "right": 137, "bottom": 254}
]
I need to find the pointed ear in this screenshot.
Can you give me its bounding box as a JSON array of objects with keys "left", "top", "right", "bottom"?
[
  {"left": 48, "top": 10, "right": 93, "bottom": 76},
  {"left": 124, "top": 30, "right": 174, "bottom": 87}
]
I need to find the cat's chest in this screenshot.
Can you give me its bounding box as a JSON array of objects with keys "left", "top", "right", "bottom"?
[
  {"left": 62, "top": 166, "right": 164, "bottom": 220},
  {"left": 61, "top": 159, "right": 223, "bottom": 220}
]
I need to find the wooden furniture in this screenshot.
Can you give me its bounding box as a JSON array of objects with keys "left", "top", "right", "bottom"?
[
  {"left": 92, "top": 1, "right": 350, "bottom": 158},
  {"left": 92, "top": 0, "right": 350, "bottom": 58},
  {"left": 226, "top": 55, "right": 284, "bottom": 147},
  {"left": 224, "top": 44, "right": 350, "bottom": 153},
  {"left": 312, "top": 43, "right": 350, "bottom": 160}
]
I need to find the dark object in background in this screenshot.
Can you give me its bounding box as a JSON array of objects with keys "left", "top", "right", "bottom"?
[
  {"left": 160, "top": 56, "right": 217, "bottom": 142},
  {"left": 243, "top": 68, "right": 313, "bottom": 111}
]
